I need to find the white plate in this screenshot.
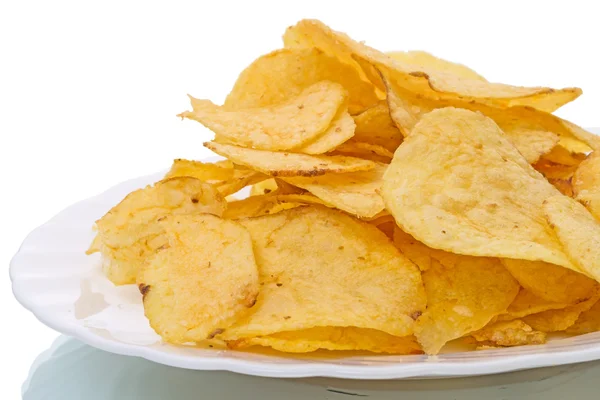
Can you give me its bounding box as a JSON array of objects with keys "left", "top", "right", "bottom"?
[{"left": 10, "top": 153, "right": 600, "bottom": 380}]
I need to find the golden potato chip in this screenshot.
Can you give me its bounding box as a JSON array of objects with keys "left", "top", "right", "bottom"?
[
  {"left": 382, "top": 107, "right": 576, "bottom": 270},
  {"left": 387, "top": 50, "right": 487, "bottom": 82},
  {"left": 181, "top": 81, "right": 346, "bottom": 151},
  {"left": 229, "top": 327, "right": 422, "bottom": 354},
  {"left": 523, "top": 290, "right": 600, "bottom": 332},
  {"left": 220, "top": 206, "right": 426, "bottom": 340},
  {"left": 205, "top": 142, "right": 376, "bottom": 177},
  {"left": 282, "top": 164, "right": 386, "bottom": 218},
  {"left": 165, "top": 159, "right": 234, "bottom": 181},
  {"left": 543, "top": 195, "right": 600, "bottom": 281},
  {"left": 573, "top": 152, "right": 600, "bottom": 219},
  {"left": 293, "top": 109, "right": 355, "bottom": 154},
  {"left": 352, "top": 101, "right": 403, "bottom": 152},
  {"left": 249, "top": 178, "right": 278, "bottom": 196},
  {"left": 224, "top": 193, "right": 326, "bottom": 220},
  {"left": 414, "top": 256, "right": 519, "bottom": 355},
  {"left": 87, "top": 177, "right": 226, "bottom": 285},
  {"left": 333, "top": 140, "right": 393, "bottom": 162},
  {"left": 471, "top": 320, "right": 546, "bottom": 347},
  {"left": 284, "top": 19, "right": 581, "bottom": 112},
  {"left": 224, "top": 48, "right": 379, "bottom": 114},
  {"left": 392, "top": 226, "right": 460, "bottom": 272},
  {"left": 382, "top": 74, "right": 560, "bottom": 164},
  {"left": 502, "top": 259, "right": 595, "bottom": 304},
  {"left": 566, "top": 300, "right": 600, "bottom": 334},
  {"left": 138, "top": 214, "right": 259, "bottom": 344},
  {"left": 498, "top": 289, "right": 570, "bottom": 321}
]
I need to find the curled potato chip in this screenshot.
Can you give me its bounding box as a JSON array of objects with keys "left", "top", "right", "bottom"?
[
  {"left": 333, "top": 140, "right": 393, "bottom": 163},
  {"left": 293, "top": 109, "right": 356, "bottom": 154},
  {"left": 566, "top": 300, "right": 600, "bottom": 334},
  {"left": 543, "top": 195, "right": 600, "bottom": 282},
  {"left": 181, "top": 81, "right": 346, "bottom": 151},
  {"left": 220, "top": 206, "right": 425, "bottom": 340},
  {"left": 522, "top": 289, "right": 600, "bottom": 332},
  {"left": 229, "top": 327, "right": 422, "bottom": 354},
  {"left": 87, "top": 177, "right": 226, "bottom": 285},
  {"left": 205, "top": 142, "right": 376, "bottom": 177},
  {"left": 284, "top": 19, "right": 581, "bottom": 112},
  {"left": 165, "top": 159, "right": 234, "bottom": 181},
  {"left": 352, "top": 101, "right": 403, "bottom": 152},
  {"left": 382, "top": 107, "right": 576, "bottom": 270},
  {"left": 502, "top": 259, "right": 595, "bottom": 304},
  {"left": 224, "top": 48, "right": 379, "bottom": 114},
  {"left": 283, "top": 164, "right": 387, "bottom": 218},
  {"left": 215, "top": 168, "right": 269, "bottom": 197},
  {"left": 471, "top": 320, "right": 546, "bottom": 347},
  {"left": 542, "top": 144, "right": 588, "bottom": 166},
  {"left": 387, "top": 50, "right": 487, "bottom": 82},
  {"left": 224, "top": 193, "right": 325, "bottom": 220},
  {"left": 138, "top": 214, "right": 259, "bottom": 344},
  {"left": 382, "top": 74, "right": 563, "bottom": 164},
  {"left": 499, "top": 289, "right": 570, "bottom": 321},
  {"left": 414, "top": 256, "right": 519, "bottom": 355},
  {"left": 573, "top": 152, "right": 600, "bottom": 219}
]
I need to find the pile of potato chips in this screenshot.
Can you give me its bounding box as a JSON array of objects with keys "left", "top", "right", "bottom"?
[{"left": 87, "top": 19, "right": 600, "bottom": 356}]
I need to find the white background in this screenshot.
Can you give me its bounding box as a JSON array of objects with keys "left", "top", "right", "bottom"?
[{"left": 1, "top": 0, "right": 599, "bottom": 398}]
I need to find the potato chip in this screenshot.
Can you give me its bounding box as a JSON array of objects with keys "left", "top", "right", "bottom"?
[
  {"left": 392, "top": 226, "right": 519, "bottom": 354},
  {"left": 181, "top": 81, "right": 346, "bottom": 151},
  {"left": 387, "top": 50, "right": 487, "bottom": 82},
  {"left": 414, "top": 256, "right": 519, "bottom": 355},
  {"left": 284, "top": 19, "right": 581, "bottom": 112},
  {"left": 229, "top": 327, "right": 422, "bottom": 354},
  {"left": 382, "top": 107, "right": 576, "bottom": 270},
  {"left": 471, "top": 320, "right": 546, "bottom": 347},
  {"left": 165, "top": 159, "right": 234, "bottom": 181},
  {"left": 573, "top": 152, "right": 600, "bottom": 219},
  {"left": 534, "top": 160, "right": 579, "bottom": 197},
  {"left": 501, "top": 259, "right": 595, "bottom": 304},
  {"left": 205, "top": 142, "right": 376, "bottom": 177},
  {"left": 382, "top": 74, "right": 560, "bottom": 164},
  {"left": 523, "top": 290, "right": 600, "bottom": 332},
  {"left": 352, "top": 101, "right": 403, "bottom": 152},
  {"left": 87, "top": 177, "right": 226, "bottom": 285},
  {"left": 498, "top": 289, "right": 570, "bottom": 321},
  {"left": 138, "top": 214, "right": 259, "bottom": 344},
  {"left": 543, "top": 195, "right": 600, "bottom": 282},
  {"left": 282, "top": 164, "right": 386, "bottom": 218},
  {"left": 224, "top": 48, "right": 379, "bottom": 114},
  {"left": 216, "top": 169, "right": 269, "bottom": 197},
  {"left": 566, "top": 300, "right": 600, "bottom": 334},
  {"left": 224, "top": 193, "right": 326, "bottom": 220},
  {"left": 333, "top": 140, "right": 393, "bottom": 162},
  {"left": 542, "top": 144, "right": 588, "bottom": 166},
  {"left": 293, "top": 109, "right": 355, "bottom": 154},
  {"left": 220, "top": 206, "right": 425, "bottom": 340},
  {"left": 249, "top": 178, "right": 278, "bottom": 196}
]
